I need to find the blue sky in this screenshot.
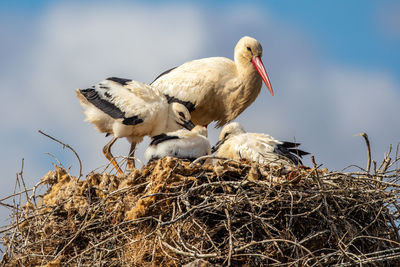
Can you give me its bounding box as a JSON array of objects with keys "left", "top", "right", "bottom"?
[
  {"left": 0, "top": 0, "right": 399, "bottom": 228},
  {"left": 270, "top": 1, "right": 400, "bottom": 78}
]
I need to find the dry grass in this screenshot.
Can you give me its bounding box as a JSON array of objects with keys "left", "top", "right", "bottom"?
[{"left": 1, "top": 146, "right": 400, "bottom": 266}]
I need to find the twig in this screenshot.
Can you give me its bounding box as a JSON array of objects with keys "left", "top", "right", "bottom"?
[
  {"left": 299, "top": 230, "right": 330, "bottom": 245},
  {"left": 161, "top": 241, "right": 218, "bottom": 258},
  {"left": 357, "top": 133, "right": 371, "bottom": 174},
  {"left": 160, "top": 199, "right": 211, "bottom": 226},
  {"left": 234, "top": 239, "right": 322, "bottom": 267},
  {"left": 224, "top": 208, "right": 233, "bottom": 266},
  {"left": 190, "top": 155, "right": 227, "bottom": 166},
  {"left": 38, "top": 130, "right": 82, "bottom": 179},
  {"left": 0, "top": 188, "right": 33, "bottom": 203},
  {"left": 17, "top": 159, "right": 30, "bottom": 203},
  {"left": 381, "top": 158, "right": 392, "bottom": 174},
  {"left": 333, "top": 247, "right": 400, "bottom": 266},
  {"left": 311, "top": 156, "right": 317, "bottom": 170}
]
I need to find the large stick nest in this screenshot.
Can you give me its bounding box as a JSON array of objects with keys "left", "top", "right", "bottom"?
[{"left": 1, "top": 155, "right": 400, "bottom": 266}]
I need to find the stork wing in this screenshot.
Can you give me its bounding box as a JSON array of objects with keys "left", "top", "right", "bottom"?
[{"left": 79, "top": 77, "right": 165, "bottom": 126}]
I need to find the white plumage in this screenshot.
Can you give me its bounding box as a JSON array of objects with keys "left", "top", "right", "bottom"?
[
  {"left": 145, "top": 125, "right": 211, "bottom": 162},
  {"left": 212, "top": 122, "right": 309, "bottom": 167},
  {"left": 151, "top": 36, "right": 274, "bottom": 127},
  {"left": 77, "top": 77, "right": 194, "bottom": 174}
]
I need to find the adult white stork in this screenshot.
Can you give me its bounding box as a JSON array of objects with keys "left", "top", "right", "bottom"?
[
  {"left": 151, "top": 36, "right": 274, "bottom": 127},
  {"left": 212, "top": 122, "right": 309, "bottom": 167},
  {"left": 144, "top": 125, "right": 211, "bottom": 162},
  {"left": 76, "top": 77, "right": 194, "bottom": 174}
]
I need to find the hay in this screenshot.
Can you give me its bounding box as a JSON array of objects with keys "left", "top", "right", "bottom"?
[{"left": 1, "top": 152, "right": 400, "bottom": 266}]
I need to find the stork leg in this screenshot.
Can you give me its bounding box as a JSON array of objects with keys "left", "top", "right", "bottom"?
[
  {"left": 102, "top": 137, "right": 124, "bottom": 175},
  {"left": 127, "top": 143, "right": 136, "bottom": 170}
]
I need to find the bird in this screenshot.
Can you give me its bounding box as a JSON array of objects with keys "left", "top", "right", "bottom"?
[
  {"left": 76, "top": 77, "right": 195, "bottom": 174},
  {"left": 212, "top": 122, "right": 309, "bottom": 167},
  {"left": 144, "top": 125, "right": 211, "bottom": 162},
  {"left": 150, "top": 36, "right": 274, "bottom": 127}
]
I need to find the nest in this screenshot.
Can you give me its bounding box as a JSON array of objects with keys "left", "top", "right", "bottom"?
[{"left": 1, "top": 154, "right": 400, "bottom": 266}]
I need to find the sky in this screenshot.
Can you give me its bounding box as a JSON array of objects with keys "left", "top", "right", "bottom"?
[{"left": 0, "top": 0, "right": 399, "bottom": 230}]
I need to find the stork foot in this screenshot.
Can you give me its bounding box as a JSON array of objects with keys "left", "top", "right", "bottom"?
[
  {"left": 127, "top": 143, "right": 136, "bottom": 171},
  {"left": 103, "top": 137, "right": 124, "bottom": 175}
]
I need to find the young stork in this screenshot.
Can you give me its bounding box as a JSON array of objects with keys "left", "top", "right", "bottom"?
[
  {"left": 151, "top": 36, "right": 274, "bottom": 127},
  {"left": 144, "top": 125, "right": 211, "bottom": 162},
  {"left": 76, "top": 77, "right": 195, "bottom": 174},
  {"left": 212, "top": 122, "right": 309, "bottom": 167}
]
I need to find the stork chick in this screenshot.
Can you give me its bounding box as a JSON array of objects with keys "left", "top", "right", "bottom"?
[
  {"left": 151, "top": 36, "right": 274, "bottom": 127},
  {"left": 212, "top": 122, "right": 309, "bottom": 167},
  {"left": 145, "top": 125, "right": 211, "bottom": 162},
  {"left": 76, "top": 77, "right": 194, "bottom": 174}
]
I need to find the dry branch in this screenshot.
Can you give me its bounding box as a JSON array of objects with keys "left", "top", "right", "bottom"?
[
  {"left": 357, "top": 132, "right": 372, "bottom": 174},
  {"left": 38, "top": 130, "right": 83, "bottom": 179}
]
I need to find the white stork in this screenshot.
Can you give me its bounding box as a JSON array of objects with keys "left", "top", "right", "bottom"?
[
  {"left": 144, "top": 125, "right": 211, "bottom": 162},
  {"left": 151, "top": 36, "right": 274, "bottom": 127},
  {"left": 76, "top": 77, "right": 194, "bottom": 174},
  {"left": 212, "top": 122, "right": 309, "bottom": 167}
]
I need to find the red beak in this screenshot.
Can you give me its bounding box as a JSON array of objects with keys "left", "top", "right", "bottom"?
[{"left": 251, "top": 56, "right": 274, "bottom": 96}]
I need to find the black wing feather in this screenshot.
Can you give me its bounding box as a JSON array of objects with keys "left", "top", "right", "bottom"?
[
  {"left": 80, "top": 88, "right": 125, "bottom": 119},
  {"left": 150, "top": 67, "right": 177, "bottom": 85},
  {"left": 164, "top": 94, "right": 196, "bottom": 112},
  {"left": 150, "top": 134, "right": 180, "bottom": 146},
  {"left": 122, "top": 116, "right": 143, "bottom": 125},
  {"left": 287, "top": 149, "right": 309, "bottom": 157},
  {"left": 281, "top": 141, "right": 301, "bottom": 148},
  {"left": 106, "top": 77, "right": 132, "bottom": 85},
  {"left": 80, "top": 88, "right": 144, "bottom": 126},
  {"left": 276, "top": 142, "right": 310, "bottom": 165}
]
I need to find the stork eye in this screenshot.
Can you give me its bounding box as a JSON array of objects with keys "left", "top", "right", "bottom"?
[
  {"left": 178, "top": 112, "right": 185, "bottom": 118},
  {"left": 247, "top": 47, "right": 252, "bottom": 52}
]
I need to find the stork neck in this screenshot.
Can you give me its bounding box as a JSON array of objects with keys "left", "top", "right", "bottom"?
[
  {"left": 234, "top": 54, "right": 262, "bottom": 89},
  {"left": 223, "top": 59, "right": 262, "bottom": 123},
  {"left": 150, "top": 106, "right": 177, "bottom": 136},
  {"left": 228, "top": 78, "right": 261, "bottom": 111}
]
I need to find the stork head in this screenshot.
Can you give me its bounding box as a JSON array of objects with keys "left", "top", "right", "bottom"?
[
  {"left": 212, "top": 122, "right": 245, "bottom": 153},
  {"left": 235, "top": 36, "right": 274, "bottom": 96},
  {"left": 192, "top": 125, "right": 208, "bottom": 137},
  {"left": 170, "top": 103, "right": 195, "bottom": 130},
  {"left": 218, "top": 122, "right": 245, "bottom": 141}
]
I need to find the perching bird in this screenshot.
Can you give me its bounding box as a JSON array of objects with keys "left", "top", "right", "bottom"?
[
  {"left": 144, "top": 125, "right": 211, "bottom": 162},
  {"left": 76, "top": 77, "right": 195, "bottom": 174},
  {"left": 151, "top": 36, "right": 274, "bottom": 127},
  {"left": 212, "top": 122, "right": 309, "bottom": 167}
]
